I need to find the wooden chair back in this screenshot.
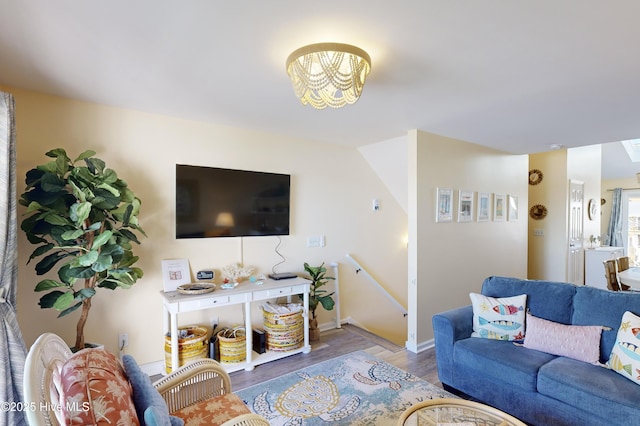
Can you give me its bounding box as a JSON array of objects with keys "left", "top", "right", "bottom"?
[
  {"left": 617, "top": 256, "right": 630, "bottom": 272},
  {"left": 604, "top": 259, "right": 621, "bottom": 291}
]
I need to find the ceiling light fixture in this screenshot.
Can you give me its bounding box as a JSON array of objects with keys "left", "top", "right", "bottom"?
[{"left": 286, "top": 42, "right": 371, "bottom": 109}]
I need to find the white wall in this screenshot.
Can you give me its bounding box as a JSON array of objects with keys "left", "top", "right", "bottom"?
[
  {"left": 408, "top": 130, "right": 528, "bottom": 350},
  {"left": 8, "top": 87, "right": 409, "bottom": 363}
]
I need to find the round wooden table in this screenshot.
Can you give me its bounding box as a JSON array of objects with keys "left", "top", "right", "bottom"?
[{"left": 397, "top": 398, "right": 527, "bottom": 426}]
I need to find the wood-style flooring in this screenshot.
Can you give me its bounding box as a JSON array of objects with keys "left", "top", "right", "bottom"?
[{"left": 230, "top": 324, "right": 441, "bottom": 391}]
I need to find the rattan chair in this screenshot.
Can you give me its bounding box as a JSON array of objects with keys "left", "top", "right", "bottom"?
[
  {"left": 24, "top": 333, "right": 269, "bottom": 426},
  {"left": 616, "top": 256, "right": 632, "bottom": 290},
  {"left": 604, "top": 259, "right": 622, "bottom": 291}
]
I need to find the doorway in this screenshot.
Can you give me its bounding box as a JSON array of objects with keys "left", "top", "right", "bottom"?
[{"left": 621, "top": 190, "right": 640, "bottom": 266}]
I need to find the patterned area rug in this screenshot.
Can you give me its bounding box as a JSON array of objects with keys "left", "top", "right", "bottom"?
[{"left": 236, "top": 350, "right": 454, "bottom": 425}]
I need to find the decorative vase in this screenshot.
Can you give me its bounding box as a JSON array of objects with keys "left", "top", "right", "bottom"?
[{"left": 309, "top": 318, "right": 321, "bottom": 342}]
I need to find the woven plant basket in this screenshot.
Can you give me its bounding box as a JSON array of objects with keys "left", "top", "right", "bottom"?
[
  {"left": 164, "top": 325, "right": 210, "bottom": 373},
  {"left": 217, "top": 327, "right": 247, "bottom": 364},
  {"left": 263, "top": 304, "right": 304, "bottom": 352}
]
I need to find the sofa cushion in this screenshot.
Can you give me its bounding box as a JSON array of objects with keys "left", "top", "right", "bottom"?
[
  {"left": 454, "top": 338, "right": 556, "bottom": 392},
  {"left": 524, "top": 312, "right": 603, "bottom": 364},
  {"left": 538, "top": 356, "right": 640, "bottom": 425},
  {"left": 60, "top": 348, "right": 139, "bottom": 425},
  {"left": 606, "top": 310, "right": 640, "bottom": 386},
  {"left": 122, "top": 355, "right": 184, "bottom": 426},
  {"left": 481, "top": 276, "right": 576, "bottom": 324},
  {"left": 470, "top": 293, "right": 526, "bottom": 341},
  {"left": 573, "top": 286, "right": 640, "bottom": 361}
]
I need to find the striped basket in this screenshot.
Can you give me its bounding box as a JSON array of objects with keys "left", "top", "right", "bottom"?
[
  {"left": 164, "top": 325, "right": 210, "bottom": 373},
  {"left": 217, "top": 327, "right": 247, "bottom": 364},
  {"left": 263, "top": 304, "right": 304, "bottom": 352}
]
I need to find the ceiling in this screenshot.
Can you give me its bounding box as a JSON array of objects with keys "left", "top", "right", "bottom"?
[{"left": 2, "top": 1, "right": 640, "bottom": 176}]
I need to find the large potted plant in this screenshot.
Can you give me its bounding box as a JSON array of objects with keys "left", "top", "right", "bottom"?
[
  {"left": 20, "top": 148, "right": 145, "bottom": 350},
  {"left": 303, "top": 262, "right": 335, "bottom": 341}
]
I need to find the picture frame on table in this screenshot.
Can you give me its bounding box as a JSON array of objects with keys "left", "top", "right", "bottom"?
[
  {"left": 161, "top": 258, "right": 191, "bottom": 292},
  {"left": 508, "top": 195, "right": 519, "bottom": 221},
  {"left": 494, "top": 194, "right": 506, "bottom": 221},
  {"left": 458, "top": 190, "right": 474, "bottom": 222},
  {"left": 477, "top": 192, "right": 491, "bottom": 222},
  {"left": 436, "top": 187, "right": 453, "bottom": 223}
]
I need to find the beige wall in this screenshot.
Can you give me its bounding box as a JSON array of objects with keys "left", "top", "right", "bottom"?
[
  {"left": 528, "top": 150, "right": 567, "bottom": 280},
  {"left": 528, "top": 145, "right": 602, "bottom": 282},
  {"left": 6, "top": 87, "right": 409, "bottom": 363},
  {"left": 408, "top": 130, "right": 528, "bottom": 350}
]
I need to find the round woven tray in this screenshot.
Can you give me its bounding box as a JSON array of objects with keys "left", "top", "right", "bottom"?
[{"left": 177, "top": 283, "right": 216, "bottom": 295}]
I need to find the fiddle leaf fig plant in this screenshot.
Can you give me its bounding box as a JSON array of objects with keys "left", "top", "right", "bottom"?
[
  {"left": 20, "top": 148, "right": 146, "bottom": 350},
  {"left": 303, "top": 262, "right": 335, "bottom": 319}
]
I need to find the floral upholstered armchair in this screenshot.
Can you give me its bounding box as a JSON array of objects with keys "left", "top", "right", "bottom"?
[{"left": 23, "top": 333, "right": 268, "bottom": 426}]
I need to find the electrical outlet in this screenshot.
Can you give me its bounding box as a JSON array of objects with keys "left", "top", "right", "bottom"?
[
  {"left": 211, "top": 316, "right": 219, "bottom": 330},
  {"left": 118, "top": 333, "right": 128, "bottom": 350}
]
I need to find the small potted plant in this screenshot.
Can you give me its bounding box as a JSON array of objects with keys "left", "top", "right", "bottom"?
[
  {"left": 20, "top": 148, "right": 145, "bottom": 350},
  {"left": 303, "top": 262, "right": 335, "bottom": 341}
]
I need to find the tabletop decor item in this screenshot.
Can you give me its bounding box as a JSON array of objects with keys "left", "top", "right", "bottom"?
[
  {"left": 20, "top": 148, "right": 145, "bottom": 351},
  {"left": 221, "top": 263, "right": 254, "bottom": 286}
]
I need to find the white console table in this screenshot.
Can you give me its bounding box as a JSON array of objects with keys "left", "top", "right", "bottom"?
[{"left": 161, "top": 277, "right": 311, "bottom": 373}]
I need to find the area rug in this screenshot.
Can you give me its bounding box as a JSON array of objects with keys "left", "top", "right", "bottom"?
[{"left": 236, "top": 350, "right": 454, "bottom": 425}]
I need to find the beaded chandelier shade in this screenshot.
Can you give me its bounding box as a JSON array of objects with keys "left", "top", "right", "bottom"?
[{"left": 286, "top": 43, "right": 371, "bottom": 109}]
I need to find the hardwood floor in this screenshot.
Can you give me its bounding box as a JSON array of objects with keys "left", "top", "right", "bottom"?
[{"left": 230, "top": 324, "right": 441, "bottom": 391}]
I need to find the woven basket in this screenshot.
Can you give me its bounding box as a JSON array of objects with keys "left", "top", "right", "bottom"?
[
  {"left": 164, "top": 325, "right": 210, "bottom": 373},
  {"left": 217, "top": 327, "right": 247, "bottom": 364},
  {"left": 263, "top": 304, "right": 304, "bottom": 352}
]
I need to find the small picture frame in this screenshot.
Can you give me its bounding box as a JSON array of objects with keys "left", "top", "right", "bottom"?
[
  {"left": 458, "top": 190, "right": 474, "bottom": 222},
  {"left": 508, "top": 195, "right": 519, "bottom": 221},
  {"left": 161, "top": 258, "right": 191, "bottom": 292},
  {"left": 436, "top": 187, "right": 453, "bottom": 223},
  {"left": 494, "top": 194, "right": 506, "bottom": 221},
  {"left": 477, "top": 192, "right": 491, "bottom": 222}
]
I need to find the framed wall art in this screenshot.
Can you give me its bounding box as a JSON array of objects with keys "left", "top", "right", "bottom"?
[
  {"left": 494, "top": 194, "right": 506, "bottom": 221},
  {"left": 436, "top": 187, "right": 453, "bottom": 222},
  {"left": 458, "top": 190, "right": 474, "bottom": 222},
  {"left": 161, "top": 258, "right": 191, "bottom": 292},
  {"left": 477, "top": 192, "right": 491, "bottom": 222},
  {"left": 508, "top": 195, "right": 519, "bottom": 221}
]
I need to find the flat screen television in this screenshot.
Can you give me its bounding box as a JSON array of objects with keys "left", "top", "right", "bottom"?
[{"left": 175, "top": 164, "right": 290, "bottom": 238}]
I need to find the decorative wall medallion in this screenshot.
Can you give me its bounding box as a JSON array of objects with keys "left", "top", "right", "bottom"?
[
  {"left": 588, "top": 198, "right": 597, "bottom": 220},
  {"left": 528, "top": 169, "right": 543, "bottom": 185},
  {"left": 529, "top": 204, "right": 548, "bottom": 220}
]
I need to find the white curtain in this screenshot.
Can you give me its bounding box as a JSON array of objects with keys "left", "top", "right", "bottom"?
[
  {"left": 607, "top": 188, "right": 624, "bottom": 247},
  {"left": 0, "top": 92, "right": 27, "bottom": 425}
]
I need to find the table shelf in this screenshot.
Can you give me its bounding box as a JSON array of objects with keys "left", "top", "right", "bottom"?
[{"left": 161, "top": 277, "right": 311, "bottom": 373}]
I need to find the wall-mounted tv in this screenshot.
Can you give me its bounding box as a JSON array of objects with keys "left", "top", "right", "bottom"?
[{"left": 175, "top": 165, "right": 290, "bottom": 238}]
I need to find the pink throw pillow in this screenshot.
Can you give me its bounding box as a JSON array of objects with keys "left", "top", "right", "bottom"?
[{"left": 523, "top": 312, "right": 603, "bottom": 364}]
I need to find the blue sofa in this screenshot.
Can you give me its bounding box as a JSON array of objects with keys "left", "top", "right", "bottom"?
[{"left": 433, "top": 276, "right": 640, "bottom": 426}]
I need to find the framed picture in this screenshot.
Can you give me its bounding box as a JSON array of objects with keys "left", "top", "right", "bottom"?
[
  {"left": 161, "top": 258, "right": 191, "bottom": 292},
  {"left": 494, "top": 194, "right": 506, "bottom": 221},
  {"left": 477, "top": 192, "right": 491, "bottom": 222},
  {"left": 436, "top": 187, "right": 453, "bottom": 223},
  {"left": 458, "top": 190, "right": 474, "bottom": 222},
  {"left": 508, "top": 195, "right": 519, "bottom": 221}
]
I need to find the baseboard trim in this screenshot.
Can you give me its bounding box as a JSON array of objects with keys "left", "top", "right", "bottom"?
[
  {"left": 139, "top": 360, "right": 165, "bottom": 377},
  {"left": 406, "top": 338, "right": 434, "bottom": 353}
]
